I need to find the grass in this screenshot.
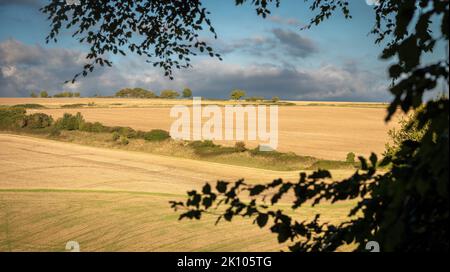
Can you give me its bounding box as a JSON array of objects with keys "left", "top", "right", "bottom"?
[
  {"left": 11, "top": 104, "right": 46, "bottom": 109},
  {"left": 0, "top": 189, "right": 356, "bottom": 251}
]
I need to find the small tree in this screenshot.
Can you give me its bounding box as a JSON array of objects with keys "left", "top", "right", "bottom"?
[
  {"left": 346, "top": 152, "right": 355, "bottom": 163},
  {"left": 272, "top": 96, "right": 280, "bottom": 102},
  {"left": 160, "top": 90, "right": 180, "bottom": 99},
  {"left": 182, "top": 88, "right": 192, "bottom": 98},
  {"left": 40, "top": 91, "right": 49, "bottom": 98},
  {"left": 30, "top": 91, "right": 38, "bottom": 98},
  {"left": 74, "top": 92, "right": 81, "bottom": 97},
  {"left": 230, "top": 89, "right": 246, "bottom": 100}
]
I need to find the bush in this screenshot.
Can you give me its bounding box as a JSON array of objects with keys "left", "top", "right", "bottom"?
[
  {"left": 12, "top": 104, "right": 45, "bottom": 109},
  {"left": 55, "top": 112, "right": 84, "bottom": 130},
  {"left": 230, "top": 89, "right": 246, "bottom": 100},
  {"left": 25, "top": 113, "right": 53, "bottom": 129},
  {"left": 80, "top": 121, "right": 109, "bottom": 133},
  {"left": 120, "top": 136, "right": 129, "bottom": 145},
  {"left": 144, "top": 129, "right": 171, "bottom": 141},
  {"left": 115, "top": 88, "right": 156, "bottom": 98},
  {"left": 346, "top": 152, "right": 356, "bottom": 163},
  {"left": 40, "top": 91, "right": 49, "bottom": 98},
  {"left": 182, "top": 88, "right": 192, "bottom": 98},
  {"left": 49, "top": 126, "right": 61, "bottom": 137},
  {"left": 245, "top": 96, "right": 265, "bottom": 102},
  {"left": 0, "top": 107, "right": 27, "bottom": 129},
  {"left": 110, "top": 126, "right": 137, "bottom": 138},
  {"left": 61, "top": 103, "right": 86, "bottom": 108},
  {"left": 112, "top": 131, "right": 120, "bottom": 141},
  {"left": 234, "top": 141, "right": 246, "bottom": 152},
  {"left": 271, "top": 96, "right": 280, "bottom": 102},
  {"left": 159, "top": 90, "right": 180, "bottom": 99}
]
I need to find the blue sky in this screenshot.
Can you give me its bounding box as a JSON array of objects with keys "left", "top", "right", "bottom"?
[{"left": 0, "top": 0, "right": 446, "bottom": 101}]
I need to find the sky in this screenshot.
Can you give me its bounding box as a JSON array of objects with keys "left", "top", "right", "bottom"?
[{"left": 0, "top": 0, "right": 446, "bottom": 101}]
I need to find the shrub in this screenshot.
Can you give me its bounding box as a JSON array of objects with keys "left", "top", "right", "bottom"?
[
  {"left": 271, "top": 96, "right": 280, "bottom": 102},
  {"left": 25, "top": 113, "right": 53, "bottom": 129},
  {"left": 80, "top": 121, "right": 109, "bottom": 133},
  {"left": 30, "top": 92, "right": 38, "bottom": 98},
  {"left": 115, "top": 88, "right": 156, "bottom": 98},
  {"left": 245, "top": 96, "right": 265, "bottom": 102},
  {"left": 234, "top": 141, "right": 246, "bottom": 152},
  {"left": 40, "top": 91, "right": 49, "bottom": 98},
  {"left": 188, "top": 140, "right": 236, "bottom": 156},
  {"left": 0, "top": 107, "right": 27, "bottom": 129},
  {"left": 159, "top": 90, "right": 180, "bottom": 99},
  {"left": 120, "top": 136, "right": 129, "bottom": 145},
  {"left": 230, "top": 89, "right": 246, "bottom": 100},
  {"left": 144, "top": 129, "right": 171, "bottom": 141},
  {"left": 112, "top": 131, "right": 120, "bottom": 141},
  {"left": 182, "top": 88, "right": 192, "bottom": 98},
  {"left": 49, "top": 126, "right": 61, "bottom": 137},
  {"left": 110, "top": 126, "right": 137, "bottom": 138},
  {"left": 346, "top": 152, "right": 356, "bottom": 163},
  {"left": 12, "top": 104, "right": 45, "bottom": 109},
  {"left": 55, "top": 112, "right": 84, "bottom": 130},
  {"left": 61, "top": 103, "right": 86, "bottom": 108}
]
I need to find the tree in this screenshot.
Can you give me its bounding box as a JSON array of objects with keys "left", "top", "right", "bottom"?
[
  {"left": 160, "top": 90, "right": 180, "bottom": 99},
  {"left": 74, "top": 92, "right": 81, "bottom": 97},
  {"left": 115, "top": 88, "right": 156, "bottom": 98},
  {"left": 230, "top": 89, "right": 246, "bottom": 100},
  {"left": 43, "top": 0, "right": 449, "bottom": 251},
  {"left": 30, "top": 91, "right": 37, "bottom": 98},
  {"left": 345, "top": 152, "right": 355, "bottom": 163},
  {"left": 39, "top": 90, "right": 49, "bottom": 98},
  {"left": 182, "top": 88, "right": 193, "bottom": 98}
]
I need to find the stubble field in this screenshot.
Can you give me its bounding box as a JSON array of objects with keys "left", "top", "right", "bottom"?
[{"left": 0, "top": 98, "right": 396, "bottom": 251}]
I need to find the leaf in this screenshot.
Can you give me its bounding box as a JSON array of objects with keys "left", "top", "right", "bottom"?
[{"left": 256, "top": 213, "right": 269, "bottom": 228}]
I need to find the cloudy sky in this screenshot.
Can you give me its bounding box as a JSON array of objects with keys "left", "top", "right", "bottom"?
[{"left": 0, "top": 0, "right": 446, "bottom": 101}]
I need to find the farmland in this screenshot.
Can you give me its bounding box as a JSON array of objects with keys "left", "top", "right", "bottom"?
[{"left": 0, "top": 98, "right": 400, "bottom": 251}]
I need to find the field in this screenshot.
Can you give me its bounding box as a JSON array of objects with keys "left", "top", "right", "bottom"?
[
  {"left": 1, "top": 98, "right": 398, "bottom": 160},
  {"left": 0, "top": 98, "right": 398, "bottom": 251},
  {"left": 0, "top": 134, "right": 356, "bottom": 251}
]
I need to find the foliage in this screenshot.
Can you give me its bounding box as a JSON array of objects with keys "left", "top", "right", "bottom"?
[
  {"left": 111, "top": 131, "right": 120, "bottom": 142},
  {"left": 79, "top": 121, "right": 109, "bottom": 133},
  {"left": 120, "top": 136, "right": 129, "bottom": 145},
  {"left": 271, "top": 96, "right": 280, "bottom": 102},
  {"left": 61, "top": 103, "right": 86, "bottom": 108},
  {"left": 346, "top": 152, "right": 355, "bottom": 163},
  {"left": 30, "top": 91, "right": 38, "bottom": 98},
  {"left": 39, "top": 91, "right": 49, "bottom": 98},
  {"left": 115, "top": 88, "right": 156, "bottom": 98},
  {"left": 182, "top": 88, "right": 193, "bottom": 98},
  {"left": 55, "top": 113, "right": 84, "bottom": 131},
  {"left": 24, "top": 113, "right": 53, "bottom": 129},
  {"left": 245, "top": 96, "right": 265, "bottom": 102},
  {"left": 188, "top": 140, "right": 236, "bottom": 156},
  {"left": 384, "top": 110, "right": 428, "bottom": 158},
  {"left": 234, "top": 141, "right": 247, "bottom": 152},
  {"left": 12, "top": 104, "right": 45, "bottom": 109},
  {"left": 170, "top": 0, "right": 449, "bottom": 252},
  {"left": 0, "top": 107, "right": 27, "bottom": 129},
  {"left": 48, "top": 126, "right": 61, "bottom": 137},
  {"left": 144, "top": 129, "right": 171, "bottom": 142},
  {"left": 42, "top": 0, "right": 449, "bottom": 251},
  {"left": 160, "top": 90, "right": 180, "bottom": 99},
  {"left": 111, "top": 126, "right": 138, "bottom": 138},
  {"left": 230, "top": 89, "right": 246, "bottom": 100}
]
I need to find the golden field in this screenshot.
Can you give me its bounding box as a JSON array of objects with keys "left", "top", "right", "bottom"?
[
  {"left": 0, "top": 98, "right": 397, "bottom": 251},
  {"left": 0, "top": 97, "right": 399, "bottom": 160}
]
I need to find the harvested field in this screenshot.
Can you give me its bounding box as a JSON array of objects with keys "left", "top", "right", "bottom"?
[
  {"left": 0, "top": 134, "right": 356, "bottom": 251},
  {"left": 0, "top": 97, "right": 398, "bottom": 160}
]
